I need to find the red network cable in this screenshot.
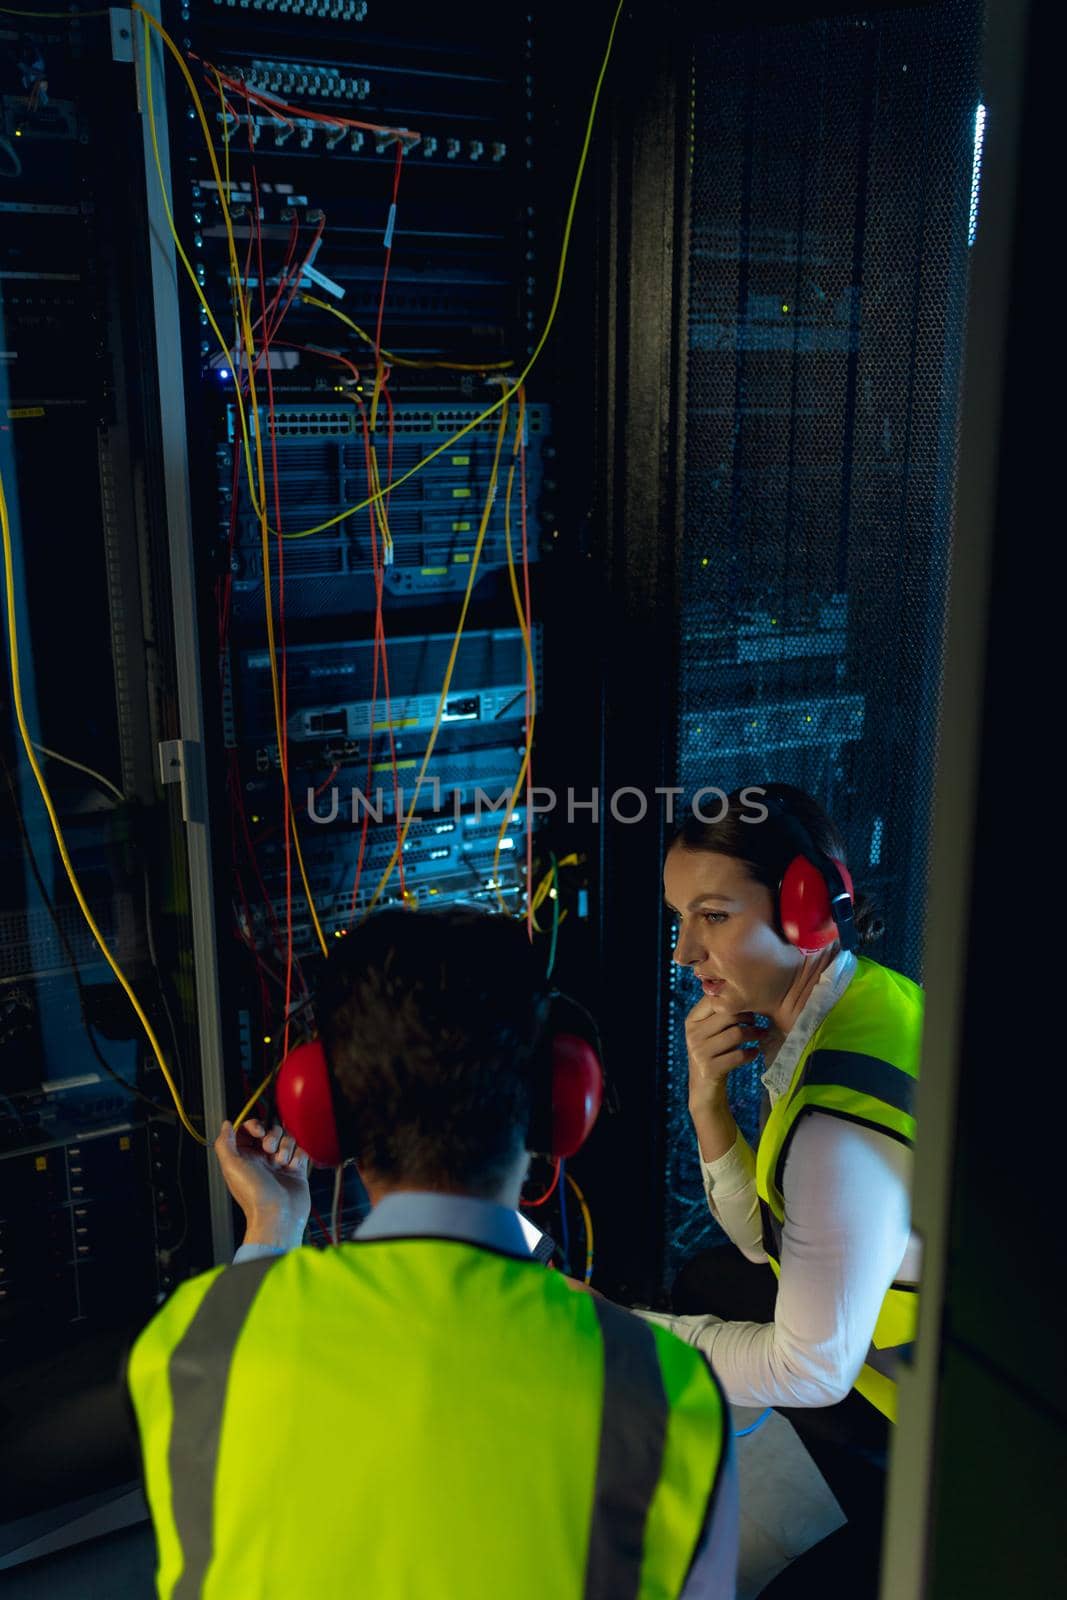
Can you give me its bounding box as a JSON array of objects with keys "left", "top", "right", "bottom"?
[
  {"left": 518, "top": 408, "right": 535, "bottom": 939},
  {"left": 521, "top": 1158, "right": 561, "bottom": 1209},
  {"left": 374, "top": 149, "right": 408, "bottom": 899},
  {"left": 227, "top": 759, "right": 282, "bottom": 1093},
  {"left": 214, "top": 122, "right": 413, "bottom": 954},
  {"left": 197, "top": 58, "right": 420, "bottom": 148},
  {"left": 375, "top": 376, "right": 407, "bottom": 900},
  {"left": 227, "top": 749, "right": 308, "bottom": 997},
  {"left": 348, "top": 148, "right": 408, "bottom": 918},
  {"left": 251, "top": 164, "right": 297, "bottom": 1056},
  {"left": 348, "top": 392, "right": 407, "bottom": 919},
  {"left": 309, "top": 1201, "right": 334, "bottom": 1246},
  {"left": 375, "top": 145, "right": 403, "bottom": 358}
]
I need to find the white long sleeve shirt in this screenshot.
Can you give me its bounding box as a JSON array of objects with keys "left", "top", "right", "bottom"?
[{"left": 640, "top": 951, "right": 920, "bottom": 1410}]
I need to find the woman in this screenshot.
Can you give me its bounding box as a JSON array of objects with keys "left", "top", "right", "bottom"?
[{"left": 648, "top": 782, "right": 922, "bottom": 1596}]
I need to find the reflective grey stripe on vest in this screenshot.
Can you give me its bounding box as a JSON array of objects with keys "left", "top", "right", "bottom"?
[
  {"left": 771, "top": 1050, "right": 916, "bottom": 1200},
  {"left": 803, "top": 1050, "right": 916, "bottom": 1117},
  {"left": 584, "top": 1298, "right": 670, "bottom": 1600},
  {"left": 864, "top": 1340, "right": 914, "bottom": 1382},
  {"left": 168, "top": 1255, "right": 280, "bottom": 1599}
]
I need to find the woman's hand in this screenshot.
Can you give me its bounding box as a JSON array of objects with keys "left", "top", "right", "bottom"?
[
  {"left": 684, "top": 1000, "right": 768, "bottom": 1163},
  {"left": 214, "top": 1118, "right": 311, "bottom": 1249},
  {"left": 685, "top": 998, "right": 768, "bottom": 1117}
]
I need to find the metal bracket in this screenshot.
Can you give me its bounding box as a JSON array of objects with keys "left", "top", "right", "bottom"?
[
  {"left": 109, "top": 8, "right": 134, "bottom": 64},
  {"left": 158, "top": 738, "right": 188, "bottom": 819}
]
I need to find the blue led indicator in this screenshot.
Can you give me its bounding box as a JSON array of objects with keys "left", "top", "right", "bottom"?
[{"left": 969, "top": 103, "right": 986, "bottom": 248}]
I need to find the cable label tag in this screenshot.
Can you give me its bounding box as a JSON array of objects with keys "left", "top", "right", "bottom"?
[
  {"left": 300, "top": 263, "right": 345, "bottom": 300},
  {"left": 383, "top": 202, "right": 397, "bottom": 250}
]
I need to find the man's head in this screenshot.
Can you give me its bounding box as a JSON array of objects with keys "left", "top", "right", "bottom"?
[{"left": 317, "top": 907, "right": 550, "bottom": 1203}]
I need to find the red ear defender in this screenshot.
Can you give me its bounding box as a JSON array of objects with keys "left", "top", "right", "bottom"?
[
  {"left": 274, "top": 1019, "right": 606, "bottom": 1167},
  {"left": 547, "top": 1032, "right": 604, "bottom": 1158},
  {"left": 779, "top": 856, "right": 855, "bottom": 951},
  {"left": 274, "top": 1039, "right": 342, "bottom": 1168}
]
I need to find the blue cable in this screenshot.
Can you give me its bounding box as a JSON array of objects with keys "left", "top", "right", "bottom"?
[
  {"left": 546, "top": 853, "right": 560, "bottom": 978},
  {"left": 733, "top": 1408, "right": 772, "bottom": 1439},
  {"left": 558, "top": 1157, "right": 571, "bottom": 1274}
]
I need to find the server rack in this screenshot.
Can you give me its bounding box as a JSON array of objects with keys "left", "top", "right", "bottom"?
[
  {"left": 144, "top": 0, "right": 608, "bottom": 1247},
  {"left": 588, "top": 0, "right": 985, "bottom": 1295},
  {"left": 1, "top": 0, "right": 611, "bottom": 1560}
]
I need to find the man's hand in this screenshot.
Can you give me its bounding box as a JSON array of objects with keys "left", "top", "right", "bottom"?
[
  {"left": 214, "top": 1119, "right": 311, "bottom": 1249},
  {"left": 685, "top": 999, "right": 768, "bottom": 1120}
]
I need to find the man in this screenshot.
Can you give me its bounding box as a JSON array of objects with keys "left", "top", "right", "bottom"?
[{"left": 128, "top": 908, "right": 737, "bottom": 1598}]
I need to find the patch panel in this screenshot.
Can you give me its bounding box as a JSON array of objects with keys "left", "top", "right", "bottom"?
[{"left": 209, "top": 0, "right": 369, "bottom": 19}]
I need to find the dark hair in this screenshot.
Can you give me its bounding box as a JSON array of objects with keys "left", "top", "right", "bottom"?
[
  {"left": 673, "top": 783, "right": 884, "bottom": 945},
  {"left": 316, "top": 907, "right": 550, "bottom": 1195}
]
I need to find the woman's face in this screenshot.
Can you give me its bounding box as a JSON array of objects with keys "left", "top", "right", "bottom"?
[{"left": 663, "top": 843, "right": 802, "bottom": 1016}]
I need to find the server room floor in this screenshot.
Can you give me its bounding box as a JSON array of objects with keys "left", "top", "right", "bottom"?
[{"left": 1, "top": 1407, "right": 842, "bottom": 1598}]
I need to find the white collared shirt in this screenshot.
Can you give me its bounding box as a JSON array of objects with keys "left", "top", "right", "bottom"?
[
  {"left": 639, "top": 951, "right": 918, "bottom": 1410},
  {"left": 761, "top": 948, "right": 858, "bottom": 1101}
]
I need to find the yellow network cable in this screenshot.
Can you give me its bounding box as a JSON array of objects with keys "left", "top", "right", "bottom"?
[
  {"left": 269, "top": 0, "right": 625, "bottom": 539},
  {"left": 298, "top": 293, "right": 515, "bottom": 374},
  {"left": 134, "top": 0, "right": 624, "bottom": 929},
  {"left": 366, "top": 359, "right": 395, "bottom": 562},
  {"left": 531, "top": 862, "right": 555, "bottom": 917},
  {"left": 136, "top": 11, "right": 260, "bottom": 529},
  {"left": 492, "top": 391, "right": 537, "bottom": 912},
  {"left": 529, "top": 851, "right": 579, "bottom": 932},
  {"left": 233, "top": 1059, "right": 280, "bottom": 1132},
  {"left": 367, "top": 443, "right": 393, "bottom": 564},
  {"left": 138, "top": 4, "right": 327, "bottom": 957},
  {"left": 212, "top": 65, "right": 233, "bottom": 209},
  {"left": 0, "top": 459, "right": 207, "bottom": 1146},
  {"left": 361, "top": 399, "right": 511, "bottom": 915},
  {"left": 565, "top": 1170, "right": 595, "bottom": 1284}
]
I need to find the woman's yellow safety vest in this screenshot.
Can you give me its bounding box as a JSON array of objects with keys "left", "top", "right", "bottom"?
[
  {"left": 755, "top": 956, "right": 923, "bottom": 1423},
  {"left": 128, "top": 1236, "right": 727, "bottom": 1600}
]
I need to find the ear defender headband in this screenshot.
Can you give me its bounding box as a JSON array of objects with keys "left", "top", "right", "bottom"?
[
  {"left": 761, "top": 792, "right": 857, "bottom": 953},
  {"left": 275, "top": 992, "right": 605, "bottom": 1170}
]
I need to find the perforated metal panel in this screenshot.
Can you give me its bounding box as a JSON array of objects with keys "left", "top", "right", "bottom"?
[{"left": 665, "top": 2, "right": 983, "bottom": 1276}]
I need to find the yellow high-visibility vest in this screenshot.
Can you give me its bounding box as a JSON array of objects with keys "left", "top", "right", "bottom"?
[
  {"left": 756, "top": 956, "right": 923, "bottom": 1421},
  {"left": 128, "top": 1235, "right": 728, "bottom": 1598}
]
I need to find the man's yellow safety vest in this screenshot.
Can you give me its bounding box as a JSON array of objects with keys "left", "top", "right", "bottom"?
[
  {"left": 755, "top": 956, "right": 923, "bottom": 1422},
  {"left": 128, "top": 1236, "right": 728, "bottom": 1599}
]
